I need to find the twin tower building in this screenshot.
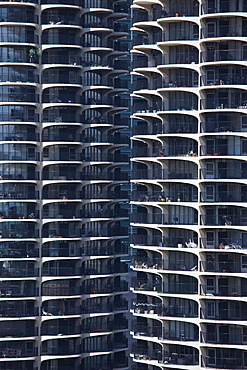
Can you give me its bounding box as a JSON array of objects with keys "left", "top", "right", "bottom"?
[{"left": 0, "top": 0, "right": 246, "bottom": 369}]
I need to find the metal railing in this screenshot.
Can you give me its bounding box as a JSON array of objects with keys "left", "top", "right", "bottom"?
[
  {"left": 200, "top": 260, "right": 241, "bottom": 273},
  {"left": 200, "top": 284, "right": 247, "bottom": 297},
  {"left": 201, "top": 48, "right": 247, "bottom": 63},
  {"left": 201, "top": 307, "right": 247, "bottom": 320}
]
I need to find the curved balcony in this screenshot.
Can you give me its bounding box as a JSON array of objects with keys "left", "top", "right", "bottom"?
[
  {"left": 201, "top": 44, "right": 247, "bottom": 63},
  {"left": 131, "top": 210, "right": 198, "bottom": 226},
  {"left": 42, "top": 281, "right": 81, "bottom": 297},
  {"left": 0, "top": 241, "right": 38, "bottom": 258},
  {"left": 201, "top": 301, "right": 247, "bottom": 321},
  {"left": 41, "top": 319, "right": 80, "bottom": 336},
  {"left": 41, "top": 0, "right": 80, "bottom": 4},
  {"left": 42, "top": 225, "right": 81, "bottom": 239},
  {"left": 42, "top": 68, "right": 81, "bottom": 85},
  {"left": 0, "top": 66, "right": 37, "bottom": 83},
  {"left": 0, "top": 46, "right": 39, "bottom": 64},
  {"left": 201, "top": 205, "right": 247, "bottom": 226},
  {"left": 0, "top": 261, "right": 37, "bottom": 278},
  {"left": 42, "top": 165, "right": 81, "bottom": 181},
  {"left": 132, "top": 299, "right": 198, "bottom": 318},
  {"left": 0, "top": 280, "right": 36, "bottom": 298},
  {"left": 0, "top": 105, "right": 37, "bottom": 122},
  {"left": 131, "top": 277, "right": 198, "bottom": 295},
  {"left": 0, "top": 86, "right": 37, "bottom": 103},
  {"left": 41, "top": 339, "right": 80, "bottom": 356},
  {"left": 0, "top": 163, "right": 38, "bottom": 181},
  {"left": 82, "top": 240, "right": 128, "bottom": 257},
  {"left": 0, "top": 301, "right": 37, "bottom": 318},
  {"left": 201, "top": 112, "right": 245, "bottom": 133},
  {"left": 42, "top": 49, "right": 81, "bottom": 66},
  {"left": 201, "top": 22, "right": 247, "bottom": 40},
  {"left": 42, "top": 32, "right": 81, "bottom": 46},
  {"left": 200, "top": 184, "right": 247, "bottom": 203},
  {"left": 200, "top": 280, "right": 247, "bottom": 297},
  {"left": 201, "top": 0, "right": 247, "bottom": 15},
  {"left": 0, "top": 320, "right": 36, "bottom": 338},
  {"left": 0, "top": 125, "right": 37, "bottom": 142},
  {"left": 42, "top": 263, "right": 80, "bottom": 277},
  {"left": 42, "top": 241, "right": 81, "bottom": 257},
  {"left": 133, "top": 323, "right": 199, "bottom": 342},
  {"left": 201, "top": 325, "right": 247, "bottom": 345},
  {"left": 200, "top": 159, "right": 247, "bottom": 180},
  {"left": 0, "top": 26, "right": 36, "bottom": 43},
  {"left": 0, "top": 341, "right": 36, "bottom": 359},
  {"left": 162, "top": 22, "right": 199, "bottom": 43},
  {"left": 202, "top": 352, "right": 246, "bottom": 369},
  {"left": 42, "top": 299, "right": 80, "bottom": 317},
  {"left": 201, "top": 65, "right": 247, "bottom": 87},
  {"left": 131, "top": 234, "right": 198, "bottom": 249},
  {"left": 160, "top": 45, "right": 199, "bottom": 65},
  {"left": 0, "top": 6, "right": 36, "bottom": 23},
  {"left": 132, "top": 186, "right": 198, "bottom": 203},
  {"left": 42, "top": 87, "right": 80, "bottom": 104},
  {"left": 132, "top": 345, "right": 199, "bottom": 366},
  {"left": 200, "top": 259, "right": 242, "bottom": 273},
  {"left": 0, "top": 222, "right": 38, "bottom": 239}
]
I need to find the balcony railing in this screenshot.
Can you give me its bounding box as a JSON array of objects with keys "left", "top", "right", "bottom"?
[
  {"left": 42, "top": 286, "right": 80, "bottom": 296},
  {"left": 42, "top": 54, "right": 81, "bottom": 65},
  {"left": 42, "top": 172, "right": 81, "bottom": 181},
  {"left": 201, "top": 308, "right": 247, "bottom": 321},
  {"left": 202, "top": 355, "right": 244, "bottom": 369},
  {"left": 132, "top": 302, "right": 198, "bottom": 318},
  {"left": 132, "top": 347, "right": 199, "bottom": 366},
  {"left": 132, "top": 169, "right": 198, "bottom": 180},
  {"left": 201, "top": 1, "right": 245, "bottom": 14},
  {"left": 133, "top": 324, "right": 198, "bottom": 342},
  {"left": 82, "top": 304, "right": 113, "bottom": 314},
  {"left": 82, "top": 190, "right": 128, "bottom": 200},
  {"left": 0, "top": 328, "right": 36, "bottom": 338},
  {"left": 200, "top": 260, "right": 240, "bottom": 273},
  {"left": 201, "top": 99, "right": 247, "bottom": 110},
  {"left": 131, "top": 278, "right": 198, "bottom": 295},
  {"left": 42, "top": 306, "right": 80, "bottom": 316},
  {"left": 201, "top": 48, "right": 247, "bottom": 63},
  {"left": 82, "top": 323, "right": 114, "bottom": 333},
  {"left": 131, "top": 213, "right": 197, "bottom": 226},
  {"left": 82, "top": 244, "right": 128, "bottom": 256},
  {"left": 201, "top": 330, "right": 246, "bottom": 345},
  {"left": 42, "top": 267, "right": 80, "bottom": 276},
  {"left": 201, "top": 215, "right": 243, "bottom": 226},
  {"left": 201, "top": 74, "right": 247, "bottom": 86},
  {"left": 200, "top": 191, "right": 245, "bottom": 203},
  {"left": 131, "top": 190, "right": 197, "bottom": 203},
  {"left": 200, "top": 284, "right": 247, "bottom": 297},
  {"left": 42, "top": 345, "right": 80, "bottom": 356},
  {"left": 201, "top": 27, "right": 244, "bottom": 39},
  {"left": 131, "top": 257, "right": 163, "bottom": 270},
  {"left": 131, "top": 234, "right": 161, "bottom": 246},
  {"left": 200, "top": 144, "right": 245, "bottom": 156},
  {"left": 42, "top": 326, "right": 80, "bottom": 335},
  {"left": 0, "top": 348, "right": 36, "bottom": 358},
  {"left": 0, "top": 307, "right": 38, "bottom": 318},
  {"left": 42, "top": 229, "right": 81, "bottom": 238},
  {"left": 200, "top": 238, "right": 243, "bottom": 250},
  {"left": 0, "top": 286, "right": 36, "bottom": 298},
  {"left": 0, "top": 267, "right": 38, "bottom": 278}
]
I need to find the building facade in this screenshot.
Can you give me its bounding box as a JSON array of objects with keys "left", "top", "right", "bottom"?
[
  {"left": 0, "top": 0, "right": 129, "bottom": 369},
  {"left": 131, "top": 0, "right": 247, "bottom": 369}
]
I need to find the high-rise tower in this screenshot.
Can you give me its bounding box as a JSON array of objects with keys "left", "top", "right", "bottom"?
[
  {"left": 131, "top": 0, "right": 247, "bottom": 369},
  {"left": 0, "top": 0, "right": 129, "bottom": 369}
]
